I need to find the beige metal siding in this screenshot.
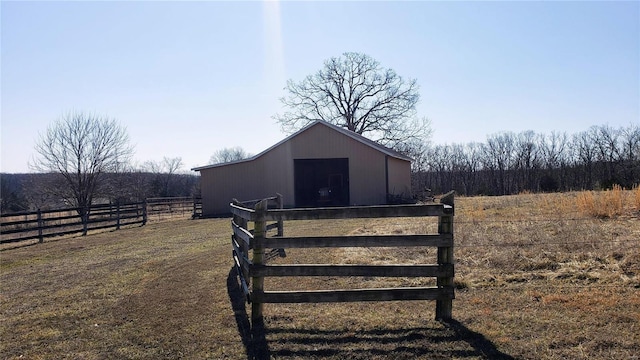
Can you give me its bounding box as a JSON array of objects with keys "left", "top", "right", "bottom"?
[
  {"left": 285, "top": 124, "right": 388, "bottom": 206},
  {"left": 387, "top": 156, "right": 412, "bottom": 199},
  {"left": 199, "top": 160, "right": 266, "bottom": 215},
  {"left": 259, "top": 144, "right": 295, "bottom": 207},
  {"left": 198, "top": 122, "right": 412, "bottom": 215}
]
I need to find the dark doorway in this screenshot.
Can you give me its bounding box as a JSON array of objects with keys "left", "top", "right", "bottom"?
[{"left": 294, "top": 158, "right": 349, "bottom": 208}]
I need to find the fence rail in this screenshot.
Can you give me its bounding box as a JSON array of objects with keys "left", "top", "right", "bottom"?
[
  {"left": 0, "top": 202, "right": 146, "bottom": 244},
  {"left": 146, "top": 197, "right": 202, "bottom": 220},
  {"left": 231, "top": 192, "right": 455, "bottom": 327},
  {"left": 1, "top": 197, "right": 202, "bottom": 245}
]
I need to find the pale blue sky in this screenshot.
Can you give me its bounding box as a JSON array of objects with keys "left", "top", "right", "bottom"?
[{"left": 1, "top": 1, "right": 638, "bottom": 173}]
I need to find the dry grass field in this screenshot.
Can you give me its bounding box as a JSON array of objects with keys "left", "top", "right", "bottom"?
[{"left": 1, "top": 190, "right": 639, "bottom": 359}]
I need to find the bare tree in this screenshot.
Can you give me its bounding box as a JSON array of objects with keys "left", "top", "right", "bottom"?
[
  {"left": 591, "top": 125, "right": 621, "bottom": 187},
  {"left": 31, "top": 112, "right": 133, "bottom": 235},
  {"left": 159, "top": 157, "right": 183, "bottom": 196},
  {"left": 620, "top": 123, "right": 640, "bottom": 162},
  {"left": 209, "top": 147, "right": 251, "bottom": 164},
  {"left": 484, "top": 132, "right": 516, "bottom": 195},
  {"left": 274, "top": 52, "right": 430, "bottom": 148},
  {"left": 537, "top": 131, "right": 570, "bottom": 191},
  {"left": 572, "top": 130, "right": 597, "bottom": 189},
  {"left": 514, "top": 131, "right": 541, "bottom": 192},
  {"left": 426, "top": 144, "right": 454, "bottom": 194},
  {"left": 460, "top": 143, "right": 483, "bottom": 195},
  {"left": 618, "top": 124, "right": 640, "bottom": 187},
  {"left": 143, "top": 157, "right": 184, "bottom": 197}
]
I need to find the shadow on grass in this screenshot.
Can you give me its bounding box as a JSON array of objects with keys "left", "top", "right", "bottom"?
[
  {"left": 0, "top": 224, "right": 145, "bottom": 252},
  {"left": 442, "top": 319, "right": 516, "bottom": 360},
  {"left": 227, "top": 267, "right": 270, "bottom": 360},
  {"left": 228, "top": 267, "right": 514, "bottom": 359}
]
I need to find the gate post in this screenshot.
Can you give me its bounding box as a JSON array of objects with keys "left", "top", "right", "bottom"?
[
  {"left": 436, "top": 191, "right": 455, "bottom": 320},
  {"left": 251, "top": 199, "right": 268, "bottom": 326}
]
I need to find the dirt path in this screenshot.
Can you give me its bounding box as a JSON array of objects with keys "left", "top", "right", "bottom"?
[{"left": 1, "top": 219, "right": 247, "bottom": 359}]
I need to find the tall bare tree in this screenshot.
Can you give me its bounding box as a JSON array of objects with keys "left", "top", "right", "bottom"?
[
  {"left": 591, "top": 125, "right": 621, "bottom": 187},
  {"left": 484, "top": 132, "right": 516, "bottom": 195},
  {"left": 572, "top": 130, "right": 597, "bottom": 189},
  {"left": 620, "top": 123, "right": 640, "bottom": 162},
  {"left": 31, "top": 112, "right": 133, "bottom": 235},
  {"left": 514, "top": 131, "right": 541, "bottom": 192},
  {"left": 619, "top": 124, "right": 640, "bottom": 186},
  {"left": 274, "top": 52, "right": 430, "bottom": 149}
]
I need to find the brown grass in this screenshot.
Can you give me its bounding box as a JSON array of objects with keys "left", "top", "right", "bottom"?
[
  {"left": 1, "top": 191, "right": 639, "bottom": 359},
  {"left": 576, "top": 184, "right": 629, "bottom": 218}
]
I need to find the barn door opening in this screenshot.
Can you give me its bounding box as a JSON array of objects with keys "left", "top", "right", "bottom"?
[{"left": 294, "top": 158, "right": 349, "bottom": 208}]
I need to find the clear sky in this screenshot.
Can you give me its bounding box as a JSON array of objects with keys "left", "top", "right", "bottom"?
[{"left": 1, "top": 1, "right": 638, "bottom": 174}]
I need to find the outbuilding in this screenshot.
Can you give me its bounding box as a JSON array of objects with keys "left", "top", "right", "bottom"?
[{"left": 192, "top": 120, "right": 412, "bottom": 216}]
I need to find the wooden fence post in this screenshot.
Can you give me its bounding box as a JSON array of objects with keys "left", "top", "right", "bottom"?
[
  {"left": 37, "top": 209, "right": 44, "bottom": 244},
  {"left": 116, "top": 201, "right": 121, "bottom": 230},
  {"left": 142, "top": 200, "right": 148, "bottom": 226},
  {"left": 276, "top": 193, "right": 284, "bottom": 237},
  {"left": 251, "top": 199, "right": 268, "bottom": 326},
  {"left": 232, "top": 199, "right": 250, "bottom": 283},
  {"left": 436, "top": 191, "right": 455, "bottom": 320},
  {"left": 192, "top": 196, "right": 198, "bottom": 219},
  {"left": 82, "top": 207, "right": 89, "bottom": 236}
]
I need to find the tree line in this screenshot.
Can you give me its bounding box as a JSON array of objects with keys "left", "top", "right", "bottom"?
[
  {"left": 411, "top": 124, "right": 640, "bottom": 197},
  {"left": 1, "top": 166, "right": 199, "bottom": 214}
]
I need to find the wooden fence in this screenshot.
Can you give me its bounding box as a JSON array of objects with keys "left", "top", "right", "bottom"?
[
  {"left": 231, "top": 192, "right": 455, "bottom": 326},
  {"left": 0, "top": 202, "right": 146, "bottom": 244},
  {"left": 146, "top": 197, "right": 203, "bottom": 220},
  {"left": 1, "top": 197, "right": 202, "bottom": 245}
]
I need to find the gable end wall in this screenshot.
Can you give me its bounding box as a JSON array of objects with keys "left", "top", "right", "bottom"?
[{"left": 199, "top": 123, "right": 411, "bottom": 215}]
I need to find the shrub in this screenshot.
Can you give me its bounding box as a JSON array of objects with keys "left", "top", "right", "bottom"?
[{"left": 576, "top": 185, "right": 625, "bottom": 218}]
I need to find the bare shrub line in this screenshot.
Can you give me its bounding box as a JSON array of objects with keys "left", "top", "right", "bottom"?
[
  {"left": 455, "top": 217, "right": 615, "bottom": 224},
  {"left": 462, "top": 283, "right": 640, "bottom": 290},
  {"left": 454, "top": 240, "right": 640, "bottom": 248}
]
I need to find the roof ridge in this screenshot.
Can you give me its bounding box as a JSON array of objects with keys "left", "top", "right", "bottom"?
[{"left": 192, "top": 120, "right": 412, "bottom": 171}]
